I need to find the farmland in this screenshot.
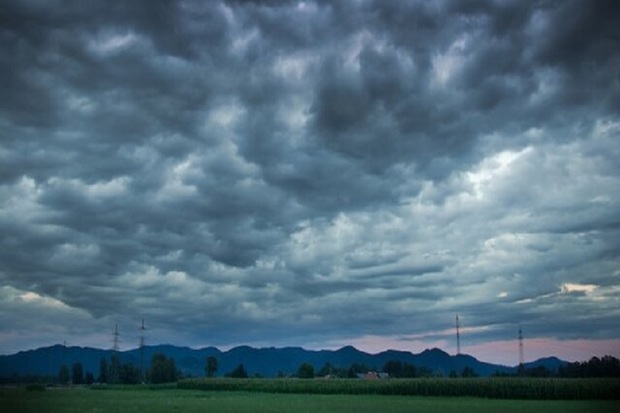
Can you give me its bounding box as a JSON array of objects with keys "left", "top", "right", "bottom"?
[
  {"left": 178, "top": 377, "right": 620, "bottom": 400},
  {"left": 1, "top": 386, "right": 618, "bottom": 413}
]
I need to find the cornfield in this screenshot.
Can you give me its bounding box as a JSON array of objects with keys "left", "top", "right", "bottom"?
[{"left": 177, "top": 377, "right": 620, "bottom": 400}]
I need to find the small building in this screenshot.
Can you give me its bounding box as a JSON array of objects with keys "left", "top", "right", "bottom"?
[{"left": 357, "top": 371, "right": 389, "bottom": 380}]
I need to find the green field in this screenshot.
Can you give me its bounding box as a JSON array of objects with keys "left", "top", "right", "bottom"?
[
  {"left": 179, "top": 377, "right": 620, "bottom": 399},
  {"left": 1, "top": 387, "right": 617, "bottom": 413}
]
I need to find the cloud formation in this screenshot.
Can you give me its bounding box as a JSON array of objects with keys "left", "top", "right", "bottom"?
[{"left": 1, "top": 0, "right": 619, "bottom": 363}]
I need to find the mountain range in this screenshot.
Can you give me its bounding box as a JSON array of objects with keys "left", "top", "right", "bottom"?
[{"left": 0, "top": 344, "right": 567, "bottom": 379}]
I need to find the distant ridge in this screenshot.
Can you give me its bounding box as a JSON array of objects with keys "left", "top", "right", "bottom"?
[{"left": 0, "top": 344, "right": 564, "bottom": 378}]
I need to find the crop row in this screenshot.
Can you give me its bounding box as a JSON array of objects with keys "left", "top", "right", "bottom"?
[{"left": 178, "top": 377, "right": 620, "bottom": 400}]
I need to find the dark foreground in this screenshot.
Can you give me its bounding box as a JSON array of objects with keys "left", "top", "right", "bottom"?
[{"left": 1, "top": 387, "right": 617, "bottom": 413}]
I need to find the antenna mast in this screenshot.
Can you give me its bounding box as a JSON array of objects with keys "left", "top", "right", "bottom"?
[{"left": 455, "top": 315, "right": 461, "bottom": 355}]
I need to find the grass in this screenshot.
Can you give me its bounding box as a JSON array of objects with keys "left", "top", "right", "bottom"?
[{"left": 1, "top": 387, "right": 618, "bottom": 413}]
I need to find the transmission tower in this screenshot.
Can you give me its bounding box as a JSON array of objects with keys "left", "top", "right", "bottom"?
[
  {"left": 455, "top": 315, "right": 461, "bottom": 355},
  {"left": 112, "top": 324, "right": 120, "bottom": 352},
  {"left": 109, "top": 324, "right": 121, "bottom": 384}
]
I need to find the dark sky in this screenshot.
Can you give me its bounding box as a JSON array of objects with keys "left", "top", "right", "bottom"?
[{"left": 1, "top": 0, "right": 619, "bottom": 364}]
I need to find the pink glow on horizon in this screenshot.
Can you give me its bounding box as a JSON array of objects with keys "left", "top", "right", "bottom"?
[
  {"left": 465, "top": 338, "right": 620, "bottom": 365},
  {"left": 324, "top": 335, "right": 620, "bottom": 366}
]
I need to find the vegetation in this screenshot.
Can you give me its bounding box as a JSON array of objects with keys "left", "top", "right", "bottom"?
[
  {"left": 382, "top": 360, "right": 423, "bottom": 378},
  {"left": 309, "top": 360, "right": 433, "bottom": 379},
  {"left": 226, "top": 363, "right": 248, "bottom": 378},
  {"left": 150, "top": 352, "right": 177, "bottom": 384},
  {"left": 205, "top": 356, "right": 218, "bottom": 377},
  {"left": 297, "top": 362, "right": 315, "bottom": 379},
  {"left": 1, "top": 387, "right": 617, "bottom": 413},
  {"left": 559, "top": 355, "right": 620, "bottom": 378},
  {"left": 98, "top": 354, "right": 143, "bottom": 384},
  {"left": 25, "top": 384, "right": 46, "bottom": 391},
  {"left": 109, "top": 353, "right": 122, "bottom": 383},
  {"left": 58, "top": 364, "right": 70, "bottom": 385},
  {"left": 71, "top": 361, "right": 84, "bottom": 384},
  {"left": 3, "top": 353, "right": 619, "bottom": 385},
  {"left": 97, "top": 357, "right": 108, "bottom": 383},
  {"left": 178, "top": 377, "right": 620, "bottom": 400}
]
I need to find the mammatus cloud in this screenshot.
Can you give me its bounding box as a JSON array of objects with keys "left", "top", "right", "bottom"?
[{"left": 1, "top": 0, "right": 619, "bottom": 363}]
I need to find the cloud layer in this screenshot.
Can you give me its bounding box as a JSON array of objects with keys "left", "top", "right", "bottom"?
[{"left": 1, "top": 0, "right": 619, "bottom": 363}]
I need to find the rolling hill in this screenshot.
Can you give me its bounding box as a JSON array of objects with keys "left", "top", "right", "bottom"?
[{"left": 0, "top": 344, "right": 565, "bottom": 379}]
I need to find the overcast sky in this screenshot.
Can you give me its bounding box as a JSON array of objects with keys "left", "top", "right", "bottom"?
[{"left": 1, "top": 0, "right": 619, "bottom": 365}]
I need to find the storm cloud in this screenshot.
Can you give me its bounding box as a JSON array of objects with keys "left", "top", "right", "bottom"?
[{"left": 1, "top": 0, "right": 619, "bottom": 364}]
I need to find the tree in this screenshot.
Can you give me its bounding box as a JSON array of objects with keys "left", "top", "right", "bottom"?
[
  {"left": 526, "top": 365, "right": 551, "bottom": 377},
  {"left": 109, "top": 353, "right": 121, "bottom": 384},
  {"left": 227, "top": 363, "right": 248, "bottom": 378},
  {"left": 205, "top": 356, "right": 218, "bottom": 377},
  {"left": 150, "top": 352, "right": 177, "bottom": 384},
  {"left": 383, "top": 360, "right": 402, "bottom": 377},
  {"left": 348, "top": 362, "right": 370, "bottom": 377},
  {"left": 297, "top": 362, "right": 315, "bottom": 379},
  {"left": 417, "top": 366, "right": 433, "bottom": 378},
  {"left": 151, "top": 353, "right": 167, "bottom": 384},
  {"left": 120, "top": 362, "right": 141, "bottom": 384},
  {"left": 58, "top": 364, "right": 70, "bottom": 385},
  {"left": 382, "top": 360, "right": 417, "bottom": 378},
  {"left": 461, "top": 366, "right": 478, "bottom": 378},
  {"left": 72, "top": 362, "right": 84, "bottom": 384},
  {"left": 559, "top": 355, "right": 620, "bottom": 378},
  {"left": 318, "top": 362, "right": 336, "bottom": 377},
  {"left": 97, "top": 357, "right": 108, "bottom": 384},
  {"left": 85, "top": 372, "right": 95, "bottom": 385},
  {"left": 167, "top": 357, "right": 177, "bottom": 382}
]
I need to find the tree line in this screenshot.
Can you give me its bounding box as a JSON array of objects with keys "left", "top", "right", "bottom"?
[
  {"left": 220, "top": 360, "right": 456, "bottom": 379},
  {"left": 495, "top": 355, "right": 620, "bottom": 378},
  {"left": 4, "top": 353, "right": 618, "bottom": 385},
  {"left": 58, "top": 354, "right": 620, "bottom": 383},
  {"left": 55, "top": 352, "right": 179, "bottom": 385},
  {"left": 218, "top": 356, "right": 620, "bottom": 379},
  {"left": 97, "top": 352, "right": 179, "bottom": 384}
]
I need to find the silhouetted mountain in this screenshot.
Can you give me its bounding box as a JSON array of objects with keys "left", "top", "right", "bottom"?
[
  {"left": 522, "top": 356, "right": 566, "bottom": 372},
  {"left": 0, "top": 344, "right": 566, "bottom": 379}
]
